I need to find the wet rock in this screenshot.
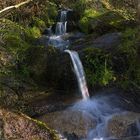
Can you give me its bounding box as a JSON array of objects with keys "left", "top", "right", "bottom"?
[
  {"left": 67, "top": 21, "right": 78, "bottom": 32},
  {"left": 107, "top": 112, "right": 140, "bottom": 138},
  {"left": 71, "top": 32, "right": 121, "bottom": 51},
  {"left": 38, "top": 110, "right": 96, "bottom": 138},
  {"left": 42, "top": 28, "right": 52, "bottom": 36},
  {"left": 93, "top": 32, "right": 122, "bottom": 50},
  {"left": 57, "top": 9, "right": 79, "bottom": 22},
  {"left": 67, "top": 10, "right": 79, "bottom": 22},
  {"left": 67, "top": 32, "right": 85, "bottom": 43},
  {"left": 0, "top": 107, "right": 59, "bottom": 140}
]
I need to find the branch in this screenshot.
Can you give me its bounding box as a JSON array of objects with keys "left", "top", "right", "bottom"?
[{"left": 0, "top": 0, "right": 34, "bottom": 18}]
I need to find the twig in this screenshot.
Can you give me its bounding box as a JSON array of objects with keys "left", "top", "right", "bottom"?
[{"left": 0, "top": 0, "right": 33, "bottom": 18}]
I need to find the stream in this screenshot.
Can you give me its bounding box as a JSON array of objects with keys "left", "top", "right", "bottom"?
[{"left": 38, "top": 9, "right": 140, "bottom": 140}]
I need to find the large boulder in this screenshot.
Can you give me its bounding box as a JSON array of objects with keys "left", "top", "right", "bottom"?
[
  {"left": 38, "top": 110, "right": 96, "bottom": 138},
  {"left": 107, "top": 112, "right": 140, "bottom": 138},
  {"left": 0, "top": 107, "right": 59, "bottom": 140},
  {"left": 26, "top": 46, "right": 77, "bottom": 89},
  {"left": 93, "top": 32, "right": 122, "bottom": 50},
  {"left": 71, "top": 32, "right": 122, "bottom": 51}
]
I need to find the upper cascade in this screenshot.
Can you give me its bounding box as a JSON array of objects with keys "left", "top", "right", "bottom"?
[
  {"left": 60, "top": 10, "right": 67, "bottom": 22},
  {"left": 55, "top": 10, "right": 68, "bottom": 36},
  {"left": 55, "top": 22, "right": 67, "bottom": 35}
]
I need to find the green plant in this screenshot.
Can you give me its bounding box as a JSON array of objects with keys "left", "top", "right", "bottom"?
[
  {"left": 31, "top": 17, "right": 46, "bottom": 32},
  {"left": 82, "top": 48, "right": 114, "bottom": 87},
  {"left": 114, "top": 27, "right": 140, "bottom": 90}
]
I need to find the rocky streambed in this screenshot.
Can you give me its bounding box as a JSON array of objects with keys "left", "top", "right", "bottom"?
[{"left": 36, "top": 90, "right": 140, "bottom": 140}]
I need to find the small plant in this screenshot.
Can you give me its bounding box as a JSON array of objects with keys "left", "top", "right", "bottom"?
[{"left": 82, "top": 48, "right": 114, "bottom": 87}]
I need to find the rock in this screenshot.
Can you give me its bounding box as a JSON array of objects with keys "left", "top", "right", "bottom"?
[
  {"left": 66, "top": 32, "right": 85, "bottom": 43},
  {"left": 67, "top": 10, "right": 79, "bottom": 22},
  {"left": 93, "top": 32, "right": 122, "bottom": 50},
  {"left": 57, "top": 9, "right": 79, "bottom": 22},
  {"left": 36, "top": 35, "right": 49, "bottom": 47},
  {"left": 66, "top": 21, "right": 78, "bottom": 32},
  {"left": 0, "top": 107, "right": 59, "bottom": 140},
  {"left": 42, "top": 28, "right": 53, "bottom": 36},
  {"left": 38, "top": 110, "right": 96, "bottom": 138},
  {"left": 79, "top": 11, "right": 126, "bottom": 34},
  {"left": 71, "top": 32, "right": 121, "bottom": 51},
  {"left": 26, "top": 46, "right": 76, "bottom": 89},
  {"left": 107, "top": 112, "right": 140, "bottom": 138}
]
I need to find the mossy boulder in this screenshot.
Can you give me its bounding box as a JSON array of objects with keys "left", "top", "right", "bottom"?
[
  {"left": 78, "top": 27, "right": 140, "bottom": 91},
  {"left": 107, "top": 112, "right": 140, "bottom": 138},
  {"left": 26, "top": 46, "right": 77, "bottom": 90},
  {"left": 79, "top": 10, "right": 127, "bottom": 34},
  {"left": 39, "top": 110, "right": 96, "bottom": 139},
  {"left": 0, "top": 107, "right": 59, "bottom": 140}
]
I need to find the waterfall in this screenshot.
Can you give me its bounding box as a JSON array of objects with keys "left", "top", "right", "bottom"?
[
  {"left": 60, "top": 10, "right": 67, "bottom": 22},
  {"left": 65, "top": 50, "right": 89, "bottom": 100},
  {"left": 55, "top": 10, "right": 67, "bottom": 35},
  {"left": 48, "top": 10, "right": 69, "bottom": 49},
  {"left": 55, "top": 22, "right": 67, "bottom": 35},
  {"left": 48, "top": 10, "right": 89, "bottom": 99}
]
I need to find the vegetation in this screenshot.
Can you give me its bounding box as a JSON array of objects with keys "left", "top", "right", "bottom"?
[{"left": 82, "top": 48, "right": 114, "bottom": 87}]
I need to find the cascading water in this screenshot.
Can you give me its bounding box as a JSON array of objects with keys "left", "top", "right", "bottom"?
[
  {"left": 55, "top": 22, "right": 67, "bottom": 35},
  {"left": 60, "top": 10, "right": 67, "bottom": 22},
  {"left": 48, "top": 10, "right": 69, "bottom": 49},
  {"left": 55, "top": 10, "right": 67, "bottom": 35},
  {"left": 65, "top": 50, "right": 89, "bottom": 100},
  {"left": 71, "top": 94, "right": 140, "bottom": 140}
]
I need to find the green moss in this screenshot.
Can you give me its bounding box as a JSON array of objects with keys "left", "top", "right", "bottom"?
[
  {"left": 41, "top": 3, "right": 58, "bottom": 26},
  {"left": 32, "top": 119, "right": 59, "bottom": 140},
  {"left": 26, "top": 26, "right": 41, "bottom": 39},
  {"left": 79, "top": 10, "right": 126, "bottom": 34},
  {"left": 82, "top": 48, "right": 114, "bottom": 87},
  {"left": 79, "top": 9, "right": 102, "bottom": 33},
  {"left": 114, "top": 27, "right": 140, "bottom": 90},
  {"left": 31, "top": 17, "right": 46, "bottom": 32},
  {"left": 72, "top": 0, "right": 86, "bottom": 17}
]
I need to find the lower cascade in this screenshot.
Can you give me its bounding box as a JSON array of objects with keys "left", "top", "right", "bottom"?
[{"left": 65, "top": 50, "right": 89, "bottom": 100}]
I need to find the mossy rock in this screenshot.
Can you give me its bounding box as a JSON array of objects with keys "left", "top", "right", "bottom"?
[
  {"left": 79, "top": 10, "right": 129, "bottom": 34},
  {"left": 80, "top": 27, "right": 140, "bottom": 91},
  {"left": 26, "top": 46, "right": 76, "bottom": 90},
  {"left": 0, "top": 107, "right": 59, "bottom": 140}
]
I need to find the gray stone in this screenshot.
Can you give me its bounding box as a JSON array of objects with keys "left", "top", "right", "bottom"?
[
  {"left": 107, "top": 112, "right": 140, "bottom": 138},
  {"left": 93, "top": 32, "right": 122, "bottom": 50},
  {"left": 38, "top": 110, "right": 97, "bottom": 138}
]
